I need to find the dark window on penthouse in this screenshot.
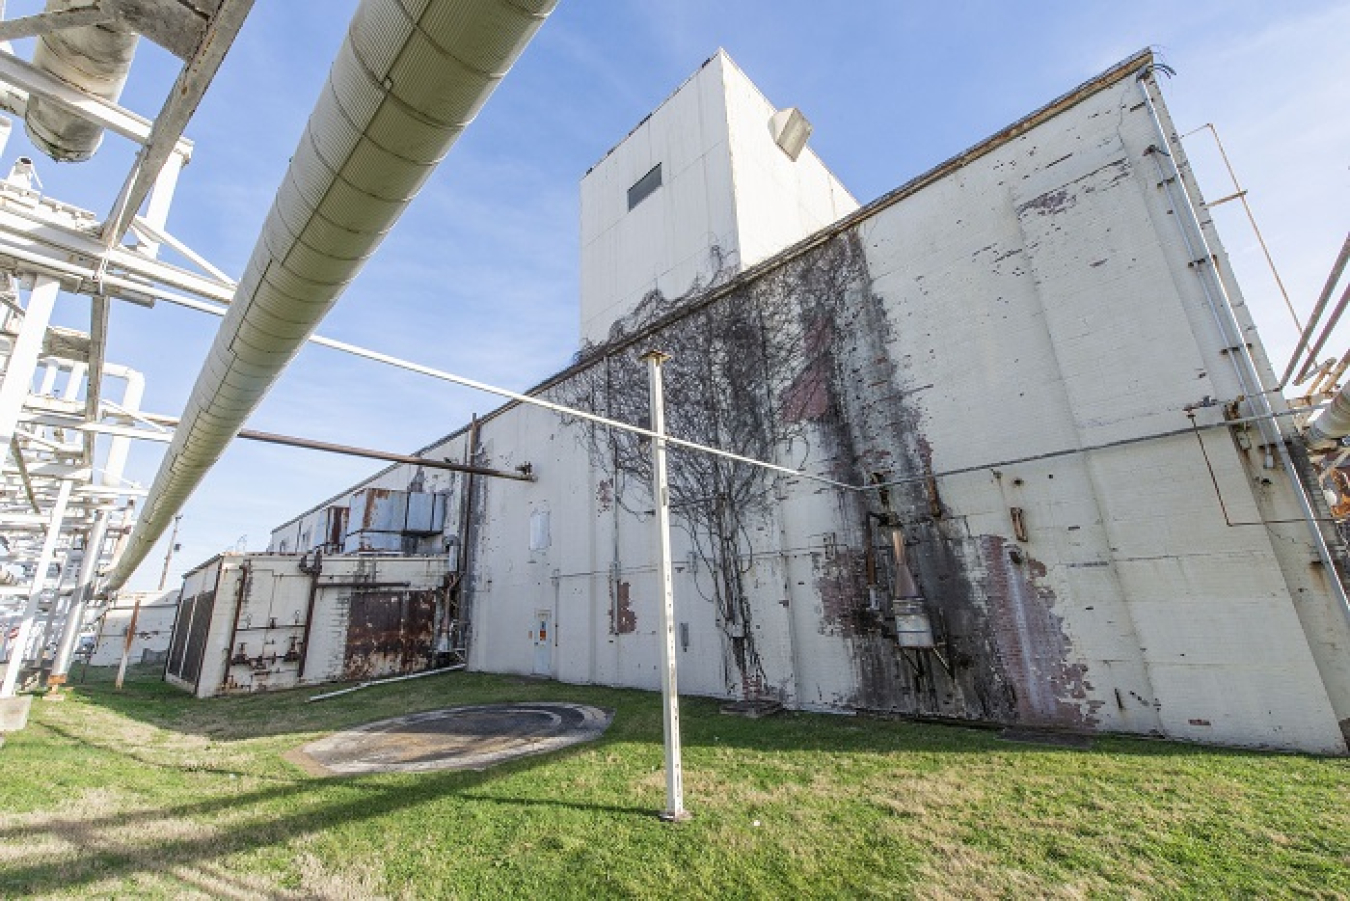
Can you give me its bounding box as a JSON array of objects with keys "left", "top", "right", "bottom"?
[{"left": 627, "top": 164, "right": 663, "bottom": 210}]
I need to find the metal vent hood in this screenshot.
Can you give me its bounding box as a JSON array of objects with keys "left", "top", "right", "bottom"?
[{"left": 107, "top": 0, "right": 557, "bottom": 589}]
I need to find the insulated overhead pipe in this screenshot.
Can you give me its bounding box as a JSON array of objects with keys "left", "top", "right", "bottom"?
[
  {"left": 24, "top": 0, "right": 139, "bottom": 162},
  {"left": 106, "top": 0, "right": 557, "bottom": 590},
  {"left": 1306, "top": 385, "right": 1350, "bottom": 448}
]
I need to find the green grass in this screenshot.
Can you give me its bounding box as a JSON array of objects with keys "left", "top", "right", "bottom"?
[{"left": 1, "top": 665, "right": 1347, "bottom": 899}]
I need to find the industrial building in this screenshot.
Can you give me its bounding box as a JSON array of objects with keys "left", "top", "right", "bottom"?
[
  {"left": 255, "top": 49, "right": 1350, "bottom": 755},
  {"left": 0, "top": 0, "right": 1341, "bottom": 758}
]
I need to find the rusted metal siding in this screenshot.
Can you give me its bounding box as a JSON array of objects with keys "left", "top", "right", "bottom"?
[
  {"left": 162, "top": 554, "right": 450, "bottom": 697},
  {"left": 343, "top": 589, "right": 437, "bottom": 680}
]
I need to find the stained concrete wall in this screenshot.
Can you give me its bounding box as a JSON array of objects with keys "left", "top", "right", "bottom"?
[{"left": 270, "top": 54, "right": 1349, "bottom": 754}]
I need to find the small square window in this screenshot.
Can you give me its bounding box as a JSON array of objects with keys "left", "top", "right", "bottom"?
[{"left": 627, "top": 164, "right": 663, "bottom": 210}]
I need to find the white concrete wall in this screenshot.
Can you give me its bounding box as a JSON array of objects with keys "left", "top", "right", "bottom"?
[
  {"left": 721, "top": 53, "right": 857, "bottom": 268},
  {"left": 579, "top": 51, "right": 856, "bottom": 346},
  {"left": 87, "top": 590, "right": 179, "bottom": 667},
  {"left": 580, "top": 54, "right": 738, "bottom": 345},
  {"left": 270, "top": 57, "right": 1350, "bottom": 754}
]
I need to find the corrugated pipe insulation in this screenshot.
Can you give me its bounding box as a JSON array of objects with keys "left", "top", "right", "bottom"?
[{"left": 107, "top": 0, "right": 557, "bottom": 589}]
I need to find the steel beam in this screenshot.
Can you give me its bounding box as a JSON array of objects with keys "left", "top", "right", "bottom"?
[
  {"left": 50, "top": 509, "right": 110, "bottom": 681},
  {"left": 102, "top": 0, "right": 254, "bottom": 246},
  {"left": 0, "top": 275, "right": 58, "bottom": 465},
  {"left": 0, "top": 203, "right": 235, "bottom": 302},
  {"left": 0, "top": 50, "right": 192, "bottom": 155},
  {"left": 0, "top": 5, "right": 115, "bottom": 42}
]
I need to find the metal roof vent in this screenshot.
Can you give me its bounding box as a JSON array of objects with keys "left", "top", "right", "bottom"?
[{"left": 768, "top": 107, "right": 812, "bottom": 161}]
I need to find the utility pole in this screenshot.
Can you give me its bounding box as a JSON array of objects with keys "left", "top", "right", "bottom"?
[
  {"left": 642, "top": 350, "right": 689, "bottom": 822},
  {"left": 157, "top": 514, "right": 182, "bottom": 591}
]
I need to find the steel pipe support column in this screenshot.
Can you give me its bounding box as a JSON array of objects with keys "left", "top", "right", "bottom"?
[
  {"left": 49, "top": 510, "right": 111, "bottom": 682},
  {"left": 1, "top": 477, "right": 72, "bottom": 697},
  {"left": 644, "top": 350, "right": 689, "bottom": 823}
]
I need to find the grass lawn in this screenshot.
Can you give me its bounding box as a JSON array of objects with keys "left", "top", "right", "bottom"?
[{"left": 1, "top": 665, "right": 1346, "bottom": 899}]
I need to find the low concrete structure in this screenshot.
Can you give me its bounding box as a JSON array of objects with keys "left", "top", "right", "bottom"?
[
  {"left": 0, "top": 694, "right": 31, "bottom": 733},
  {"left": 166, "top": 553, "right": 451, "bottom": 698},
  {"left": 298, "top": 702, "right": 614, "bottom": 775}
]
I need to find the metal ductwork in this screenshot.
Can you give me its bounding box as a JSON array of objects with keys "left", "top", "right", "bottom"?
[
  {"left": 25, "top": 0, "right": 139, "bottom": 162},
  {"left": 106, "top": 0, "right": 557, "bottom": 590}
]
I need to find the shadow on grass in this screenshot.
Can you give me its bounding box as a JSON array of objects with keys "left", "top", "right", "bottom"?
[
  {"left": 2, "top": 716, "right": 650, "bottom": 896},
  {"left": 8, "top": 666, "right": 1331, "bottom": 895},
  {"left": 2, "top": 774, "right": 652, "bottom": 896},
  {"left": 69, "top": 662, "right": 1296, "bottom": 767}
]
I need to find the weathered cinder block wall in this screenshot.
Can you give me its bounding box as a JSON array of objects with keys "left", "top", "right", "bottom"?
[{"left": 271, "top": 59, "right": 1350, "bottom": 753}]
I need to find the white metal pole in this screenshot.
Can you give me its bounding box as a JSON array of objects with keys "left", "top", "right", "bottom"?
[
  {"left": 134, "top": 149, "right": 185, "bottom": 259},
  {"left": 0, "top": 275, "right": 59, "bottom": 461},
  {"left": 1, "top": 477, "right": 72, "bottom": 697},
  {"left": 643, "top": 350, "right": 689, "bottom": 822}
]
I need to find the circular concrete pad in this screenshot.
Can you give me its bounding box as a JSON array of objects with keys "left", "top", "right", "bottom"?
[{"left": 298, "top": 703, "right": 613, "bottom": 775}]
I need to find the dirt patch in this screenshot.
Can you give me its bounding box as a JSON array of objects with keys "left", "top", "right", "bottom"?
[{"left": 297, "top": 703, "right": 613, "bottom": 775}]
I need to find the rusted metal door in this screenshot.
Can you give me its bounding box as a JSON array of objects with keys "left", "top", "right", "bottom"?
[
  {"left": 532, "top": 610, "right": 552, "bottom": 676},
  {"left": 343, "top": 589, "right": 436, "bottom": 680}
]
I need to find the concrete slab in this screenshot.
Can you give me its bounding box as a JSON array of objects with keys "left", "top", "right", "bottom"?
[
  {"left": 0, "top": 695, "right": 33, "bottom": 733},
  {"left": 296, "top": 702, "right": 613, "bottom": 775}
]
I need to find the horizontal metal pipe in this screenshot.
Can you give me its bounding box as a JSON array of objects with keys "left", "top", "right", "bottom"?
[{"left": 234, "top": 427, "right": 534, "bottom": 481}]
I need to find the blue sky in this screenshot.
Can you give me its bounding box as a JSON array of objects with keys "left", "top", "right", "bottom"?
[{"left": 8, "top": 1, "right": 1346, "bottom": 590}]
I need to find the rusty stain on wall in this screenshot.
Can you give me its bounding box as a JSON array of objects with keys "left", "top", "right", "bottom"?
[
  {"left": 344, "top": 589, "right": 437, "bottom": 680},
  {"left": 979, "top": 535, "right": 1099, "bottom": 728},
  {"left": 609, "top": 579, "right": 637, "bottom": 634}
]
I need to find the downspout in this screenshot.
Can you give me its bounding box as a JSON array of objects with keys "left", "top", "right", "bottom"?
[
  {"left": 1136, "top": 70, "right": 1350, "bottom": 626},
  {"left": 296, "top": 549, "right": 322, "bottom": 681},
  {"left": 453, "top": 415, "right": 481, "bottom": 658},
  {"left": 106, "top": 0, "right": 558, "bottom": 590}
]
